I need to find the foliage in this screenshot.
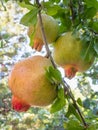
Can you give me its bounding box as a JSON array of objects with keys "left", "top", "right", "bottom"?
[
  {"left": 0, "top": 0, "right": 98, "bottom": 130},
  {"left": 19, "top": 0, "right": 98, "bottom": 63}
]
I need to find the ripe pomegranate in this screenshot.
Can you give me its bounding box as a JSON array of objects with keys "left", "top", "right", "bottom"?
[
  {"left": 28, "top": 14, "right": 59, "bottom": 51},
  {"left": 8, "top": 55, "right": 57, "bottom": 110},
  {"left": 53, "top": 32, "right": 94, "bottom": 78}
]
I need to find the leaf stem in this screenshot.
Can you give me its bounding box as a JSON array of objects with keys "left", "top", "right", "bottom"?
[{"left": 36, "top": 0, "right": 87, "bottom": 128}]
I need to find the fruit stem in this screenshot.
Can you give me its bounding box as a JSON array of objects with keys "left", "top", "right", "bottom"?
[{"left": 36, "top": 0, "right": 87, "bottom": 128}]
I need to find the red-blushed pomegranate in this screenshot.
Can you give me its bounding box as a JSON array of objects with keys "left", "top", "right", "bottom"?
[
  {"left": 8, "top": 55, "right": 57, "bottom": 110},
  {"left": 28, "top": 14, "right": 59, "bottom": 51},
  {"left": 12, "top": 95, "right": 30, "bottom": 112},
  {"left": 53, "top": 32, "right": 94, "bottom": 79}
]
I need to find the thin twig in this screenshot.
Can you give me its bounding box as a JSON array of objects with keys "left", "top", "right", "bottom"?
[
  {"left": 35, "top": 0, "right": 87, "bottom": 127},
  {"left": 36, "top": 0, "right": 57, "bottom": 68},
  {"left": 69, "top": 0, "right": 75, "bottom": 25}
]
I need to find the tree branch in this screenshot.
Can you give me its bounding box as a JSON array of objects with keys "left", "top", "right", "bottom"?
[
  {"left": 69, "top": 0, "right": 76, "bottom": 25},
  {"left": 35, "top": 0, "right": 87, "bottom": 127},
  {"left": 36, "top": 0, "right": 57, "bottom": 68}
]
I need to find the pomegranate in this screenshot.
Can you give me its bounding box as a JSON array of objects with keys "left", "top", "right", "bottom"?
[
  {"left": 8, "top": 55, "right": 57, "bottom": 109},
  {"left": 28, "top": 14, "right": 59, "bottom": 51},
  {"left": 53, "top": 32, "right": 94, "bottom": 78}
]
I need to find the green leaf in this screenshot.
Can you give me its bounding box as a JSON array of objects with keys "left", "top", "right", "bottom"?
[
  {"left": 84, "top": 7, "right": 97, "bottom": 19},
  {"left": 46, "top": 66, "right": 62, "bottom": 85},
  {"left": 64, "top": 119, "right": 84, "bottom": 130},
  {"left": 63, "top": 0, "right": 69, "bottom": 6},
  {"left": 19, "top": 1, "right": 34, "bottom": 10},
  {"left": 66, "top": 103, "right": 82, "bottom": 122},
  {"left": 58, "top": 86, "right": 65, "bottom": 99},
  {"left": 42, "top": 1, "right": 62, "bottom": 16},
  {"left": 84, "top": 0, "right": 98, "bottom": 9},
  {"left": 50, "top": 98, "right": 65, "bottom": 113},
  {"left": 59, "top": 12, "right": 72, "bottom": 32},
  {"left": 77, "top": 98, "right": 83, "bottom": 107},
  {"left": 92, "top": 21, "right": 98, "bottom": 32},
  {"left": 86, "top": 124, "right": 97, "bottom": 130},
  {"left": 50, "top": 87, "right": 66, "bottom": 113},
  {"left": 46, "top": 5, "right": 61, "bottom": 16},
  {"left": 20, "top": 8, "right": 38, "bottom": 26},
  {"left": 81, "top": 38, "right": 95, "bottom": 62}
]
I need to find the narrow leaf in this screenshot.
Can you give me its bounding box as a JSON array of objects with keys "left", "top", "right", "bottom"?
[
  {"left": 77, "top": 98, "right": 83, "bottom": 107},
  {"left": 66, "top": 103, "right": 82, "bottom": 122}
]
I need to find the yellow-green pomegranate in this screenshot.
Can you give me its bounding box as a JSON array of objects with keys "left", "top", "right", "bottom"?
[
  {"left": 53, "top": 32, "right": 94, "bottom": 78},
  {"left": 8, "top": 55, "right": 57, "bottom": 109},
  {"left": 28, "top": 13, "right": 59, "bottom": 51}
]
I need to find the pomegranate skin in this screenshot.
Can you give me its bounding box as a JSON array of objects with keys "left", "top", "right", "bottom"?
[{"left": 53, "top": 32, "right": 94, "bottom": 78}]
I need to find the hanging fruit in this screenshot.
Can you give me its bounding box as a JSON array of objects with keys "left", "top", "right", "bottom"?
[
  {"left": 53, "top": 32, "right": 95, "bottom": 79},
  {"left": 28, "top": 13, "right": 59, "bottom": 51}
]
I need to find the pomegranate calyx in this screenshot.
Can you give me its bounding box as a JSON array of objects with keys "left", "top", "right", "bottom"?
[
  {"left": 33, "top": 38, "right": 43, "bottom": 51},
  {"left": 64, "top": 65, "right": 78, "bottom": 79},
  {"left": 12, "top": 96, "right": 30, "bottom": 112}
]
